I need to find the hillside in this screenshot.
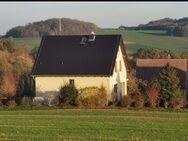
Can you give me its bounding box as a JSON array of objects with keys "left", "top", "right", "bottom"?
[
  {"left": 13, "top": 29, "right": 188, "bottom": 55},
  {"left": 5, "top": 18, "right": 98, "bottom": 37},
  {"left": 97, "top": 29, "right": 188, "bottom": 54},
  {"left": 120, "top": 17, "right": 188, "bottom": 37}
]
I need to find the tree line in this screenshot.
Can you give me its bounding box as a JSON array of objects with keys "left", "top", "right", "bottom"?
[
  {"left": 5, "top": 18, "right": 98, "bottom": 38},
  {"left": 119, "top": 17, "right": 188, "bottom": 37},
  {"left": 0, "top": 38, "right": 34, "bottom": 107}
]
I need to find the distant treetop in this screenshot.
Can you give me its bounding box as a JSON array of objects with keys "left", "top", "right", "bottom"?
[{"left": 5, "top": 18, "right": 98, "bottom": 38}]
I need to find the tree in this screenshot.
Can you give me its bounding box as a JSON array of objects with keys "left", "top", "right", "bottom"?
[
  {"left": 136, "top": 48, "right": 179, "bottom": 59},
  {"left": 158, "top": 63, "right": 181, "bottom": 108},
  {"left": 127, "top": 71, "right": 140, "bottom": 95},
  {"left": 59, "top": 83, "right": 79, "bottom": 106},
  {"left": 0, "top": 51, "right": 16, "bottom": 100},
  {"left": 30, "top": 46, "right": 39, "bottom": 59},
  {"left": 145, "top": 81, "right": 160, "bottom": 108}
]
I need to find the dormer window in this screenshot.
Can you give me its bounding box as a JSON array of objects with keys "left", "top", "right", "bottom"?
[{"left": 80, "top": 36, "right": 88, "bottom": 47}]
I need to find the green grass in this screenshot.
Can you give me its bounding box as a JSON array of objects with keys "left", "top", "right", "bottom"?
[
  {"left": 97, "top": 29, "right": 188, "bottom": 54},
  {"left": 12, "top": 29, "right": 188, "bottom": 54},
  {"left": 14, "top": 37, "right": 41, "bottom": 48},
  {"left": 0, "top": 109, "right": 188, "bottom": 141}
]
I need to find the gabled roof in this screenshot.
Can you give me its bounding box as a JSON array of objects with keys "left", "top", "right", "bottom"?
[
  {"left": 32, "top": 35, "right": 128, "bottom": 76},
  {"left": 136, "top": 59, "right": 188, "bottom": 89}
]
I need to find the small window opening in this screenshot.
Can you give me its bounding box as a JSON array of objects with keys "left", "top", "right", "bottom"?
[
  {"left": 114, "top": 84, "right": 118, "bottom": 93},
  {"left": 115, "top": 61, "right": 117, "bottom": 72},
  {"left": 69, "top": 79, "right": 74, "bottom": 85},
  {"left": 61, "top": 60, "right": 63, "bottom": 65},
  {"left": 80, "top": 37, "right": 88, "bottom": 47},
  {"left": 119, "top": 61, "right": 122, "bottom": 71}
]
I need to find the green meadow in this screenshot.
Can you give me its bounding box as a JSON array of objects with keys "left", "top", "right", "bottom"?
[
  {"left": 13, "top": 29, "right": 188, "bottom": 54},
  {"left": 0, "top": 109, "right": 187, "bottom": 141},
  {"left": 98, "top": 29, "right": 188, "bottom": 54},
  {"left": 14, "top": 29, "right": 188, "bottom": 54}
]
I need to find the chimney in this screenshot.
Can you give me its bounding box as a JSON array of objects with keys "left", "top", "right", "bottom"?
[{"left": 88, "top": 31, "right": 96, "bottom": 41}]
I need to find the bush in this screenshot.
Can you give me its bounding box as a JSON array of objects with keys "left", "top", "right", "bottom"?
[
  {"left": 32, "top": 97, "right": 44, "bottom": 107},
  {"left": 135, "top": 93, "right": 144, "bottom": 108},
  {"left": 120, "top": 95, "right": 131, "bottom": 108},
  {"left": 146, "top": 82, "right": 159, "bottom": 108},
  {"left": 7, "top": 100, "right": 17, "bottom": 109},
  {"left": 59, "top": 83, "right": 79, "bottom": 106},
  {"left": 77, "top": 86, "right": 108, "bottom": 108},
  {"left": 20, "top": 96, "right": 33, "bottom": 109},
  {"left": 169, "top": 97, "right": 185, "bottom": 110},
  {"left": 108, "top": 92, "right": 117, "bottom": 106},
  {"left": 51, "top": 96, "right": 60, "bottom": 107}
]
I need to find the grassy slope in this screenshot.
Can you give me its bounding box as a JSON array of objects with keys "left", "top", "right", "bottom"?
[
  {"left": 97, "top": 29, "right": 188, "bottom": 54},
  {"left": 0, "top": 109, "right": 188, "bottom": 141},
  {"left": 14, "top": 37, "right": 41, "bottom": 48},
  {"left": 13, "top": 29, "right": 188, "bottom": 54}
]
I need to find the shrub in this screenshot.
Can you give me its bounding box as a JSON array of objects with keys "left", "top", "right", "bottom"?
[
  {"left": 169, "top": 97, "right": 185, "bottom": 110},
  {"left": 146, "top": 82, "right": 159, "bottom": 108},
  {"left": 120, "top": 95, "right": 131, "bottom": 108},
  {"left": 32, "top": 97, "right": 44, "bottom": 107},
  {"left": 20, "top": 96, "right": 33, "bottom": 109},
  {"left": 51, "top": 96, "right": 60, "bottom": 107},
  {"left": 7, "top": 100, "right": 17, "bottom": 109},
  {"left": 108, "top": 92, "right": 116, "bottom": 106},
  {"left": 59, "top": 83, "right": 79, "bottom": 106},
  {"left": 77, "top": 86, "right": 108, "bottom": 108},
  {"left": 135, "top": 93, "right": 144, "bottom": 108}
]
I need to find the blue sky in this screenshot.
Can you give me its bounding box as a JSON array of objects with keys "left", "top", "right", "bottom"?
[{"left": 0, "top": 2, "right": 188, "bottom": 35}]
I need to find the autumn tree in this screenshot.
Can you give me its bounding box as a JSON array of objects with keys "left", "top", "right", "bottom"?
[
  {"left": 0, "top": 51, "right": 16, "bottom": 100},
  {"left": 0, "top": 39, "right": 35, "bottom": 106},
  {"left": 145, "top": 81, "right": 160, "bottom": 108}
]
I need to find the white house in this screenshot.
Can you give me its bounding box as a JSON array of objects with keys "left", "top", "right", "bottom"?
[{"left": 31, "top": 33, "right": 129, "bottom": 102}]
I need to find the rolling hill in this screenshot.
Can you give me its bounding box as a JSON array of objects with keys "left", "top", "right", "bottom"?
[
  {"left": 5, "top": 18, "right": 98, "bottom": 37},
  {"left": 120, "top": 17, "right": 188, "bottom": 37}
]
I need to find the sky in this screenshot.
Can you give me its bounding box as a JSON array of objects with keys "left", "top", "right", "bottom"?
[{"left": 0, "top": 2, "right": 188, "bottom": 35}]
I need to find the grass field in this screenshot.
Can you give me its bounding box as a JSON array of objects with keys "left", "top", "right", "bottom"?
[
  {"left": 0, "top": 109, "right": 188, "bottom": 141},
  {"left": 13, "top": 29, "right": 188, "bottom": 54},
  {"left": 97, "top": 29, "right": 188, "bottom": 54},
  {"left": 14, "top": 37, "right": 41, "bottom": 48}
]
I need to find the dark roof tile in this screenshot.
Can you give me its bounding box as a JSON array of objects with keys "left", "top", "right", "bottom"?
[{"left": 32, "top": 35, "right": 126, "bottom": 76}]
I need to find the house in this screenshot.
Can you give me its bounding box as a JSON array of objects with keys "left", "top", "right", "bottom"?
[
  {"left": 136, "top": 59, "right": 187, "bottom": 97},
  {"left": 31, "top": 34, "right": 129, "bottom": 102}
]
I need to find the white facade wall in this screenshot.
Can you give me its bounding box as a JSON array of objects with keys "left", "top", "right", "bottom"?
[
  {"left": 109, "top": 45, "right": 127, "bottom": 101},
  {"left": 35, "top": 45, "right": 127, "bottom": 101},
  {"left": 35, "top": 76, "right": 110, "bottom": 98}
]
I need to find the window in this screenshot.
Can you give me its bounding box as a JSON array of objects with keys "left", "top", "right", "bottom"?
[
  {"left": 69, "top": 79, "right": 74, "bottom": 85},
  {"left": 119, "top": 61, "right": 122, "bottom": 71},
  {"left": 115, "top": 61, "right": 117, "bottom": 72},
  {"left": 114, "top": 84, "right": 118, "bottom": 93}
]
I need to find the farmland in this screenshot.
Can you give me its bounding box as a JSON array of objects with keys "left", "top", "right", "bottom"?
[
  {"left": 13, "top": 29, "right": 188, "bottom": 55},
  {"left": 97, "top": 29, "right": 188, "bottom": 54},
  {"left": 0, "top": 109, "right": 187, "bottom": 141}
]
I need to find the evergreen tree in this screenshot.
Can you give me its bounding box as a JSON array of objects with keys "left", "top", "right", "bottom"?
[{"left": 158, "top": 63, "right": 181, "bottom": 108}]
